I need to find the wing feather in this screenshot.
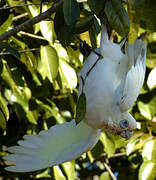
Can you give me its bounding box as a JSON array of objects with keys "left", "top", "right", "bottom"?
[
  {"left": 3, "top": 120, "right": 100, "bottom": 172},
  {"left": 120, "top": 40, "right": 146, "bottom": 112}
]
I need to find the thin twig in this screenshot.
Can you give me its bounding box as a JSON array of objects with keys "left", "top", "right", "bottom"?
[
  {"left": 0, "top": 0, "right": 63, "bottom": 41},
  {"left": 0, "top": 2, "right": 49, "bottom": 10},
  {"left": 12, "top": 13, "right": 28, "bottom": 21},
  {"left": 0, "top": 48, "right": 40, "bottom": 56},
  {"left": 104, "top": 162, "right": 117, "bottom": 180},
  {"left": 19, "top": 31, "right": 47, "bottom": 40},
  {"left": 101, "top": 152, "right": 127, "bottom": 158}
]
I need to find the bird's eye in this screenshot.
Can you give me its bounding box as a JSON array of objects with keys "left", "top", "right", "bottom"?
[{"left": 119, "top": 120, "right": 129, "bottom": 129}]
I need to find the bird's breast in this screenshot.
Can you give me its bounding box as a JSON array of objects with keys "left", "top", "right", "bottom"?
[{"left": 83, "top": 57, "right": 122, "bottom": 128}]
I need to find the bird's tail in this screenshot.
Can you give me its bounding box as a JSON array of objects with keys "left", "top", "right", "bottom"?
[{"left": 3, "top": 120, "right": 100, "bottom": 172}]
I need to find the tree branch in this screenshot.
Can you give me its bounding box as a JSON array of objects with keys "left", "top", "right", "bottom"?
[
  {"left": 0, "top": 2, "right": 49, "bottom": 10},
  {"left": 0, "top": 0, "right": 63, "bottom": 41}
]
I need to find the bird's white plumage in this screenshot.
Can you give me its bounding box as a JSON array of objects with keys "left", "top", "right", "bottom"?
[
  {"left": 120, "top": 40, "right": 146, "bottom": 112},
  {"left": 4, "top": 120, "right": 100, "bottom": 172},
  {"left": 3, "top": 23, "right": 147, "bottom": 172}
]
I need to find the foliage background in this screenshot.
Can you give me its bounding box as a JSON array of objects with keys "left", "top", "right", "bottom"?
[{"left": 0, "top": 0, "right": 156, "bottom": 179}]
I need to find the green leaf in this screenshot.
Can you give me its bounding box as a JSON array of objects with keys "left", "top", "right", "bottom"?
[
  {"left": 75, "top": 92, "right": 86, "bottom": 123},
  {"left": 75, "top": 11, "right": 94, "bottom": 34},
  {"left": 36, "top": 169, "right": 51, "bottom": 178},
  {"left": 88, "top": 0, "right": 106, "bottom": 17},
  {"left": 0, "top": 93, "right": 8, "bottom": 130},
  {"left": 21, "top": 51, "right": 37, "bottom": 73},
  {"left": 0, "top": 14, "right": 13, "bottom": 34},
  {"left": 59, "top": 58, "right": 77, "bottom": 91},
  {"left": 89, "top": 23, "right": 98, "bottom": 49},
  {"left": 104, "top": 0, "right": 130, "bottom": 37},
  {"left": 142, "top": 138, "right": 156, "bottom": 162},
  {"left": 139, "top": 161, "right": 156, "bottom": 180},
  {"left": 63, "top": 0, "right": 80, "bottom": 26},
  {"left": 130, "top": 0, "right": 156, "bottom": 31},
  {"left": 62, "top": 161, "right": 77, "bottom": 180},
  {"left": 36, "top": 99, "right": 65, "bottom": 124},
  {"left": 146, "top": 54, "right": 156, "bottom": 69},
  {"left": 1, "top": 61, "right": 36, "bottom": 124},
  {"left": 53, "top": 166, "right": 66, "bottom": 180},
  {"left": 39, "top": 45, "right": 59, "bottom": 82},
  {"left": 54, "top": 9, "right": 74, "bottom": 46},
  {"left": 137, "top": 97, "right": 156, "bottom": 120},
  {"left": 40, "top": 5, "right": 54, "bottom": 42},
  {"left": 126, "top": 138, "right": 139, "bottom": 155},
  {"left": 10, "top": 36, "right": 27, "bottom": 49},
  {"left": 100, "top": 172, "right": 111, "bottom": 180},
  {"left": 0, "top": 42, "right": 20, "bottom": 60},
  {"left": 27, "top": 1, "right": 40, "bottom": 34},
  {"left": 137, "top": 101, "right": 152, "bottom": 120},
  {"left": 147, "top": 67, "right": 156, "bottom": 90},
  {"left": 0, "top": 93, "right": 9, "bottom": 121},
  {"left": 0, "top": 110, "right": 6, "bottom": 130},
  {"left": 89, "top": 140, "right": 104, "bottom": 161},
  {"left": 100, "top": 132, "right": 115, "bottom": 156}
]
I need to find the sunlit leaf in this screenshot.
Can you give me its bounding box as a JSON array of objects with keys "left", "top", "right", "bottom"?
[
  {"left": 40, "top": 5, "right": 54, "bottom": 42},
  {"left": 53, "top": 166, "right": 66, "bottom": 180},
  {"left": 138, "top": 97, "right": 156, "bottom": 120},
  {"left": 146, "top": 54, "right": 156, "bottom": 69},
  {"left": 147, "top": 67, "right": 156, "bottom": 90},
  {"left": 0, "top": 93, "right": 9, "bottom": 120},
  {"left": 59, "top": 58, "right": 77, "bottom": 91},
  {"left": 100, "top": 132, "right": 115, "bottom": 156},
  {"left": 62, "top": 161, "right": 77, "bottom": 180},
  {"left": 126, "top": 138, "right": 139, "bottom": 155},
  {"left": 39, "top": 45, "right": 59, "bottom": 82},
  {"left": 1, "top": 61, "right": 36, "bottom": 124},
  {"left": 0, "top": 92, "right": 8, "bottom": 130},
  {"left": 142, "top": 138, "right": 156, "bottom": 162},
  {"left": 0, "top": 110, "right": 6, "bottom": 130},
  {"left": 28, "top": 1, "right": 40, "bottom": 34},
  {"left": 10, "top": 36, "right": 27, "bottom": 49},
  {"left": 35, "top": 99, "right": 65, "bottom": 124},
  {"left": 100, "top": 171, "right": 111, "bottom": 180},
  {"left": 35, "top": 169, "right": 51, "bottom": 178},
  {"left": 137, "top": 101, "right": 152, "bottom": 120},
  {"left": 139, "top": 161, "right": 156, "bottom": 180},
  {"left": 0, "top": 14, "right": 13, "bottom": 34},
  {"left": 21, "top": 51, "right": 37, "bottom": 73}
]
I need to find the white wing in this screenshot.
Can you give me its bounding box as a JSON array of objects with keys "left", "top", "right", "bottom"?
[
  {"left": 120, "top": 40, "right": 146, "bottom": 112},
  {"left": 4, "top": 120, "right": 100, "bottom": 172}
]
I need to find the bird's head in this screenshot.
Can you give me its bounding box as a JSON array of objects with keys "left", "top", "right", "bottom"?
[{"left": 101, "top": 111, "right": 137, "bottom": 140}]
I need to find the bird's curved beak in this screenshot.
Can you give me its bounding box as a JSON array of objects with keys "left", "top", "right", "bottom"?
[{"left": 120, "top": 130, "right": 133, "bottom": 140}]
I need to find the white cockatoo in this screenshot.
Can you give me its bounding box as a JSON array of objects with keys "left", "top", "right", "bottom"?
[{"left": 3, "top": 24, "right": 146, "bottom": 172}]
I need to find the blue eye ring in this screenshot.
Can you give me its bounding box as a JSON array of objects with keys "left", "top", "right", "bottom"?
[{"left": 119, "top": 120, "right": 129, "bottom": 129}]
